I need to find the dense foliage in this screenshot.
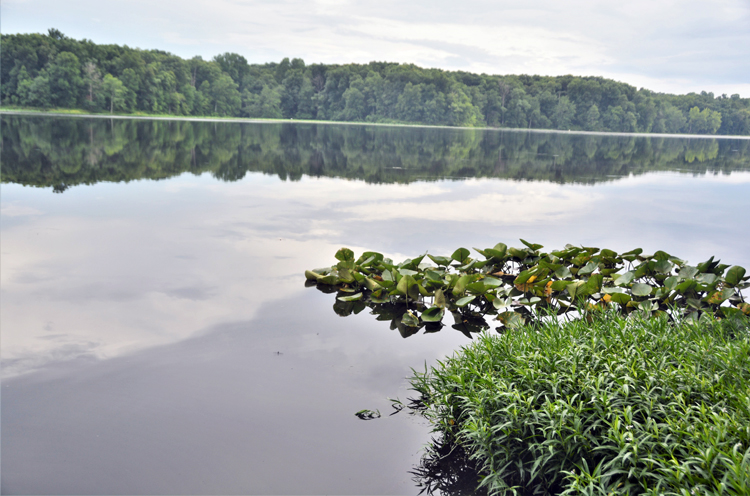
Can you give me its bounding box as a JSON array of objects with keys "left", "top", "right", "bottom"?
[
  {"left": 3, "top": 116, "right": 749, "bottom": 193},
  {"left": 409, "top": 314, "right": 750, "bottom": 495},
  {"left": 3, "top": 29, "right": 750, "bottom": 134},
  {"left": 305, "top": 244, "right": 749, "bottom": 335}
]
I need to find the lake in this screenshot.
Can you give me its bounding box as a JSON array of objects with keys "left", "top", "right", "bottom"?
[{"left": 1, "top": 114, "right": 749, "bottom": 494}]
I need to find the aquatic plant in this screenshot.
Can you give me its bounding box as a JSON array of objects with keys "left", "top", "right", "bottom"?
[
  {"left": 408, "top": 313, "right": 750, "bottom": 495},
  {"left": 305, "top": 242, "right": 749, "bottom": 335}
]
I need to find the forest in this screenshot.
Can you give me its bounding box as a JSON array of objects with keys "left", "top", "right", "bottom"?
[{"left": 2, "top": 29, "right": 750, "bottom": 135}]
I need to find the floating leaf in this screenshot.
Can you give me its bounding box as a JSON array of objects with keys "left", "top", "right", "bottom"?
[
  {"left": 428, "top": 254, "right": 452, "bottom": 266},
  {"left": 335, "top": 247, "right": 355, "bottom": 262},
  {"left": 497, "top": 311, "right": 524, "bottom": 328},
  {"left": 631, "top": 283, "right": 653, "bottom": 297},
  {"left": 401, "top": 311, "right": 420, "bottom": 327},
  {"left": 725, "top": 266, "right": 747, "bottom": 286},
  {"left": 519, "top": 239, "right": 543, "bottom": 251},
  {"left": 614, "top": 271, "right": 635, "bottom": 286},
  {"left": 578, "top": 261, "right": 598, "bottom": 276},
  {"left": 451, "top": 248, "right": 471, "bottom": 264},
  {"left": 421, "top": 306, "right": 445, "bottom": 322},
  {"left": 654, "top": 260, "right": 673, "bottom": 274},
  {"left": 337, "top": 292, "right": 363, "bottom": 302},
  {"left": 456, "top": 295, "right": 476, "bottom": 307},
  {"left": 434, "top": 288, "right": 446, "bottom": 308},
  {"left": 608, "top": 293, "right": 631, "bottom": 305},
  {"left": 554, "top": 266, "right": 572, "bottom": 279}
]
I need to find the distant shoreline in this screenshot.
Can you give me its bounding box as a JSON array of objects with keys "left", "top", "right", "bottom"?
[{"left": 3, "top": 108, "right": 750, "bottom": 140}]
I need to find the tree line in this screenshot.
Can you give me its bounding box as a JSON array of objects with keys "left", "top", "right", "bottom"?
[
  {"left": 4, "top": 115, "right": 748, "bottom": 193},
  {"left": 2, "top": 29, "right": 750, "bottom": 135}
]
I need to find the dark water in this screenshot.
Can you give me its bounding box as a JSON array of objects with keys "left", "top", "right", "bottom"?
[{"left": 2, "top": 115, "right": 749, "bottom": 494}]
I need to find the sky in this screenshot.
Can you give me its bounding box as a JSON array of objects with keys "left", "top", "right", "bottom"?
[{"left": 2, "top": 0, "right": 750, "bottom": 96}]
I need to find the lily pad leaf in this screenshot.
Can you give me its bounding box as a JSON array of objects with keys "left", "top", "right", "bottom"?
[
  {"left": 725, "top": 266, "right": 747, "bottom": 286},
  {"left": 631, "top": 283, "right": 653, "bottom": 296},
  {"left": 520, "top": 239, "right": 543, "bottom": 251},
  {"left": 608, "top": 293, "right": 631, "bottom": 304},
  {"left": 427, "top": 254, "right": 452, "bottom": 266},
  {"left": 497, "top": 311, "right": 525, "bottom": 328},
  {"left": 337, "top": 292, "right": 363, "bottom": 302},
  {"left": 614, "top": 271, "right": 635, "bottom": 286},
  {"left": 451, "top": 248, "right": 471, "bottom": 264},
  {"left": 335, "top": 247, "right": 355, "bottom": 262},
  {"left": 434, "top": 288, "right": 446, "bottom": 308},
  {"left": 421, "top": 306, "right": 445, "bottom": 322},
  {"left": 554, "top": 266, "right": 572, "bottom": 279},
  {"left": 456, "top": 295, "right": 476, "bottom": 307},
  {"left": 401, "top": 311, "right": 420, "bottom": 327}
]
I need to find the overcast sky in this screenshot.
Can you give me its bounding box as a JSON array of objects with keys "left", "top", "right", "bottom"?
[{"left": 3, "top": 0, "right": 749, "bottom": 96}]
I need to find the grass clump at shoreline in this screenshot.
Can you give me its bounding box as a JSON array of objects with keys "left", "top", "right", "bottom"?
[{"left": 409, "top": 314, "right": 750, "bottom": 495}]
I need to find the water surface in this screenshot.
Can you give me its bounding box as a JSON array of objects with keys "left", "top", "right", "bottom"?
[{"left": 2, "top": 115, "right": 749, "bottom": 494}]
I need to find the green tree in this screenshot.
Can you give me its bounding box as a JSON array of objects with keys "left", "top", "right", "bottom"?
[
  {"left": 48, "top": 52, "right": 83, "bottom": 107},
  {"left": 295, "top": 78, "right": 316, "bottom": 119},
  {"left": 209, "top": 74, "right": 241, "bottom": 115},
  {"left": 18, "top": 70, "right": 52, "bottom": 108},
  {"left": 583, "top": 104, "right": 601, "bottom": 131},
  {"left": 395, "top": 82, "right": 423, "bottom": 122},
  {"left": 244, "top": 85, "right": 282, "bottom": 118},
  {"left": 447, "top": 85, "right": 483, "bottom": 127},
  {"left": 552, "top": 96, "right": 576, "bottom": 129},
  {"left": 101, "top": 74, "right": 126, "bottom": 113},
  {"left": 687, "top": 106, "right": 722, "bottom": 134}
]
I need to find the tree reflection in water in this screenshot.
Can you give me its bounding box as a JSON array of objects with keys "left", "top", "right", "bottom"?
[{"left": 3, "top": 114, "right": 749, "bottom": 193}]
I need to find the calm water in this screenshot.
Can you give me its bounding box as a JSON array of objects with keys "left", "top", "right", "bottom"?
[{"left": 2, "top": 115, "right": 749, "bottom": 494}]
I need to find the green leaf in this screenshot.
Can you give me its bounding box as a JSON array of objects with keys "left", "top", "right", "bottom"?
[
  {"left": 421, "top": 306, "right": 445, "bottom": 322},
  {"left": 621, "top": 248, "right": 643, "bottom": 261},
  {"left": 492, "top": 297, "right": 512, "bottom": 310},
  {"left": 456, "top": 295, "right": 476, "bottom": 307},
  {"left": 600, "top": 249, "right": 618, "bottom": 259},
  {"left": 679, "top": 266, "right": 699, "bottom": 280},
  {"left": 631, "top": 283, "right": 653, "bottom": 296},
  {"left": 398, "top": 268, "right": 418, "bottom": 276},
  {"left": 451, "top": 247, "right": 471, "bottom": 264},
  {"left": 507, "top": 247, "right": 527, "bottom": 259},
  {"left": 554, "top": 266, "right": 572, "bottom": 279},
  {"left": 338, "top": 267, "right": 355, "bottom": 283},
  {"left": 337, "top": 292, "right": 363, "bottom": 302},
  {"left": 614, "top": 271, "right": 635, "bottom": 286},
  {"left": 401, "top": 311, "right": 420, "bottom": 327},
  {"left": 318, "top": 274, "right": 339, "bottom": 285},
  {"left": 453, "top": 274, "right": 478, "bottom": 296},
  {"left": 578, "top": 261, "right": 598, "bottom": 276},
  {"left": 725, "top": 266, "right": 747, "bottom": 286},
  {"left": 664, "top": 276, "right": 679, "bottom": 291},
  {"left": 497, "top": 311, "right": 524, "bottom": 328},
  {"left": 654, "top": 260, "right": 673, "bottom": 274},
  {"left": 434, "top": 288, "right": 446, "bottom": 308},
  {"left": 696, "top": 273, "right": 719, "bottom": 285},
  {"left": 335, "top": 247, "right": 355, "bottom": 262},
  {"left": 427, "top": 254, "right": 452, "bottom": 266},
  {"left": 519, "top": 239, "right": 543, "bottom": 251},
  {"left": 608, "top": 293, "right": 631, "bottom": 304},
  {"left": 653, "top": 250, "right": 671, "bottom": 261}
]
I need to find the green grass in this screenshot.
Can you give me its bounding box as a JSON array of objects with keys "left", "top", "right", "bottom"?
[{"left": 409, "top": 314, "right": 750, "bottom": 495}]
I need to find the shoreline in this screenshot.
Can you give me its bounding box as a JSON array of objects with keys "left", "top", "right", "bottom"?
[{"left": 2, "top": 108, "right": 750, "bottom": 140}]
